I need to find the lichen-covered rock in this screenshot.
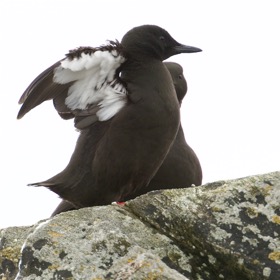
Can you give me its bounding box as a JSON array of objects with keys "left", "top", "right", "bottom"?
[
  {"left": 0, "top": 171, "right": 279, "bottom": 280},
  {"left": 12, "top": 206, "right": 191, "bottom": 279},
  {"left": 0, "top": 226, "right": 34, "bottom": 279},
  {"left": 128, "top": 171, "right": 280, "bottom": 280}
]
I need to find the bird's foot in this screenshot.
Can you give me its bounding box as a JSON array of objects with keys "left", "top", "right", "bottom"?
[{"left": 112, "top": 201, "right": 125, "bottom": 206}]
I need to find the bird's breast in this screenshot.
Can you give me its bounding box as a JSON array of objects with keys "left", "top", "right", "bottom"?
[{"left": 118, "top": 65, "right": 180, "bottom": 129}]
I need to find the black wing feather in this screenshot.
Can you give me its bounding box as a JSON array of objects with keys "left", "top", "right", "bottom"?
[{"left": 17, "top": 61, "right": 70, "bottom": 119}]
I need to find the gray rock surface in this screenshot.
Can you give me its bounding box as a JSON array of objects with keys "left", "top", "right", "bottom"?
[{"left": 1, "top": 171, "right": 280, "bottom": 279}]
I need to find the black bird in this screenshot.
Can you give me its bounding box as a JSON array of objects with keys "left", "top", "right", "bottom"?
[
  {"left": 124, "top": 62, "right": 203, "bottom": 199},
  {"left": 18, "top": 25, "right": 201, "bottom": 209},
  {"left": 51, "top": 62, "right": 202, "bottom": 216}
]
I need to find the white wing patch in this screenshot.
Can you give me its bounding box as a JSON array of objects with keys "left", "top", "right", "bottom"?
[
  {"left": 53, "top": 48, "right": 127, "bottom": 121},
  {"left": 97, "top": 82, "right": 127, "bottom": 121}
]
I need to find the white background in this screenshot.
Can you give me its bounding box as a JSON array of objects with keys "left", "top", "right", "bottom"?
[{"left": 1, "top": 0, "right": 279, "bottom": 229}]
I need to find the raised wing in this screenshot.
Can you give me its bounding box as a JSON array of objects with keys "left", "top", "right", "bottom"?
[{"left": 17, "top": 41, "right": 128, "bottom": 129}]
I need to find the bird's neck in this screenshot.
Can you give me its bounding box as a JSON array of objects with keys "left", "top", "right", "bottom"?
[{"left": 121, "top": 58, "right": 166, "bottom": 85}]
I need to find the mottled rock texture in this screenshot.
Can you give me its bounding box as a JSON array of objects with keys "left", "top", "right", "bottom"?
[{"left": 1, "top": 171, "right": 279, "bottom": 279}]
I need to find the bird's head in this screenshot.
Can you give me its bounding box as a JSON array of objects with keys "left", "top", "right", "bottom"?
[
  {"left": 121, "top": 25, "right": 202, "bottom": 61},
  {"left": 164, "top": 62, "right": 187, "bottom": 104}
]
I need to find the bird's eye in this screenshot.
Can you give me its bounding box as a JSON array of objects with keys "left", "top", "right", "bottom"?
[
  {"left": 159, "top": 36, "right": 165, "bottom": 41},
  {"left": 178, "top": 74, "right": 183, "bottom": 79}
]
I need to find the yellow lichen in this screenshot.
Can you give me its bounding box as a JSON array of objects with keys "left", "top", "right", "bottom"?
[
  {"left": 211, "top": 207, "right": 222, "bottom": 212},
  {"left": 147, "top": 270, "right": 164, "bottom": 279},
  {"left": 268, "top": 251, "right": 280, "bottom": 261},
  {"left": 47, "top": 264, "right": 60, "bottom": 270},
  {"left": 263, "top": 185, "right": 273, "bottom": 196},
  {"left": 252, "top": 259, "right": 260, "bottom": 265},
  {"left": 47, "top": 230, "right": 64, "bottom": 237},
  {"left": 272, "top": 215, "right": 280, "bottom": 224},
  {"left": 249, "top": 184, "right": 272, "bottom": 197},
  {"left": 0, "top": 246, "right": 20, "bottom": 262}
]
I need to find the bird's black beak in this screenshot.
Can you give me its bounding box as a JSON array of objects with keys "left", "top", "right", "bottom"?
[{"left": 174, "top": 44, "right": 202, "bottom": 53}]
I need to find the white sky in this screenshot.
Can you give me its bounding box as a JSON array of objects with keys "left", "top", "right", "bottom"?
[{"left": 1, "top": 0, "right": 279, "bottom": 229}]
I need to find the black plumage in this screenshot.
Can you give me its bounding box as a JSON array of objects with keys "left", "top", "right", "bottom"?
[
  {"left": 18, "top": 25, "right": 201, "bottom": 210},
  {"left": 52, "top": 62, "right": 202, "bottom": 216},
  {"left": 124, "top": 62, "right": 202, "bottom": 199}
]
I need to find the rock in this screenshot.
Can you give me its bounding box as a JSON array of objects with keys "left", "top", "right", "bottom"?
[
  {"left": 128, "top": 171, "right": 280, "bottom": 279},
  {"left": 1, "top": 171, "right": 279, "bottom": 279},
  {"left": 9, "top": 206, "right": 190, "bottom": 280},
  {"left": 0, "top": 226, "right": 34, "bottom": 279}
]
